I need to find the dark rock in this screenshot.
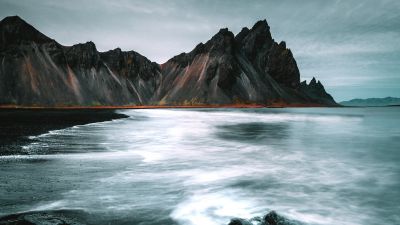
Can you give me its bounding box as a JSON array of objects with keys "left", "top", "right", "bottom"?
[
  {"left": 263, "top": 211, "right": 304, "bottom": 225},
  {"left": 264, "top": 211, "right": 284, "bottom": 225},
  {"left": 226, "top": 211, "right": 302, "bottom": 225},
  {"left": 235, "top": 20, "right": 300, "bottom": 89},
  {"left": 266, "top": 42, "right": 300, "bottom": 88},
  {"left": 0, "top": 210, "right": 90, "bottom": 225},
  {"left": 228, "top": 218, "right": 253, "bottom": 225},
  {"left": 236, "top": 19, "right": 274, "bottom": 72}
]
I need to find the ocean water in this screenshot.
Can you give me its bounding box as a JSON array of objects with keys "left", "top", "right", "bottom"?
[{"left": 0, "top": 107, "right": 399, "bottom": 225}]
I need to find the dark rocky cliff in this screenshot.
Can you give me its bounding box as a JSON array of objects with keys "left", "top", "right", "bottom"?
[
  {"left": 0, "top": 16, "right": 337, "bottom": 106},
  {"left": 158, "top": 19, "right": 336, "bottom": 105},
  {"left": 0, "top": 16, "right": 161, "bottom": 106}
]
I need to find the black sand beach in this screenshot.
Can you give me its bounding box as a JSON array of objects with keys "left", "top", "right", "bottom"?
[{"left": 0, "top": 109, "right": 128, "bottom": 155}]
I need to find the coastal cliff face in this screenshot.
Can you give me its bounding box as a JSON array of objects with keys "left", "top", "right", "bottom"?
[{"left": 0, "top": 16, "right": 337, "bottom": 106}]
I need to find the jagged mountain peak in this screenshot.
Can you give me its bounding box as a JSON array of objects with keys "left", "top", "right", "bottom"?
[
  {"left": 306, "top": 77, "right": 326, "bottom": 89},
  {"left": 62, "top": 41, "right": 101, "bottom": 69},
  {"left": 278, "top": 41, "right": 286, "bottom": 49},
  {"left": 101, "top": 46, "right": 158, "bottom": 65},
  {"left": 166, "top": 28, "right": 236, "bottom": 66},
  {"left": 251, "top": 19, "right": 270, "bottom": 31},
  {"left": 204, "top": 28, "right": 235, "bottom": 54},
  {"left": 213, "top": 28, "right": 233, "bottom": 37},
  {"left": 235, "top": 21, "right": 300, "bottom": 89},
  {"left": 235, "top": 20, "right": 271, "bottom": 44},
  {"left": 310, "top": 77, "right": 317, "bottom": 85},
  {"left": 235, "top": 27, "right": 250, "bottom": 43},
  {"left": 0, "top": 15, "right": 53, "bottom": 48},
  {"left": 241, "top": 19, "right": 272, "bottom": 40},
  {"left": 299, "top": 76, "right": 336, "bottom": 105},
  {"left": 168, "top": 22, "right": 274, "bottom": 66},
  {"left": 64, "top": 41, "right": 99, "bottom": 60},
  {"left": 111, "top": 47, "right": 122, "bottom": 53},
  {"left": 197, "top": 28, "right": 235, "bottom": 50},
  {"left": 300, "top": 77, "right": 322, "bottom": 87},
  {"left": 236, "top": 20, "right": 274, "bottom": 63},
  {"left": 73, "top": 41, "right": 97, "bottom": 50},
  {"left": 0, "top": 15, "right": 27, "bottom": 25}
]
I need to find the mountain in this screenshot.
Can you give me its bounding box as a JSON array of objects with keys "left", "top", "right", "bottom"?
[
  {"left": 0, "top": 16, "right": 337, "bottom": 107},
  {"left": 340, "top": 97, "right": 400, "bottom": 107},
  {"left": 0, "top": 16, "right": 161, "bottom": 106}
]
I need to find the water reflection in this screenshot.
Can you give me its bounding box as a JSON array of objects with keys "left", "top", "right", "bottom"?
[{"left": 216, "top": 122, "right": 289, "bottom": 143}]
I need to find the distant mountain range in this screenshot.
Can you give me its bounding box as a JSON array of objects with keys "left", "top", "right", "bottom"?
[
  {"left": 340, "top": 97, "right": 400, "bottom": 106},
  {"left": 0, "top": 16, "right": 337, "bottom": 107}
]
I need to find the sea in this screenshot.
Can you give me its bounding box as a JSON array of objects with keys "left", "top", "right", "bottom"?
[{"left": 0, "top": 107, "right": 399, "bottom": 225}]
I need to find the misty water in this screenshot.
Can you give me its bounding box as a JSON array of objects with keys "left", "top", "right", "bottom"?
[{"left": 0, "top": 108, "right": 399, "bottom": 225}]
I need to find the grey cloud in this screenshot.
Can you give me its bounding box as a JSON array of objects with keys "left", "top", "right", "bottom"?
[{"left": 0, "top": 0, "right": 399, "bottom": 101}]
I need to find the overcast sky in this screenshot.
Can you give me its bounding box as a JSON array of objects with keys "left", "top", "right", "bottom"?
[{"left": 1, "top": 0, "right": 399, "bottom": 101}]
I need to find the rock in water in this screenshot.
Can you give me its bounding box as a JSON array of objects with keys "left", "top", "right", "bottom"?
[
  {"left": 264, "top": 211, "right": 296, "bottom": 225},
  {"left": 228, "top": 211, "right": 303, "bottom": 225},
  {"left": 228, "top": 218, "right": 254, "bottom": 225},
  {"left": 0, "top": 210, "right": 90, "bottom": 225}
]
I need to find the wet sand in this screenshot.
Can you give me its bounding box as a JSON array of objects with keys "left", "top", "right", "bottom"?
[{"left": 0, "top": 109, "right": 128, "bottom": 155}]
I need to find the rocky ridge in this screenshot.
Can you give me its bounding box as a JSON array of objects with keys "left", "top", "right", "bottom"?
[{"left": 0, "top": 16, "right": 337, "bottom": 107}]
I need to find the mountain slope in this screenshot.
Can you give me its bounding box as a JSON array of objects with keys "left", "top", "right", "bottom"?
[
  {"left": 0, "top": 16, "right": 161, "bottom": 106},
  {"left": 0, "top": 16, "right": 337, "bottom": 107},
  {"left": 157, "top": 20, "right": 336, "bottom": 106}
]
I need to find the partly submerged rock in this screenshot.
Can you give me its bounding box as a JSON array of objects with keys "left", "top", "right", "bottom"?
[
  {"left": 228, "top": 218, "right": 254, "bottom": 225},
  {"left": 228, "top": 211, "right": 303, "bottom": 225},
  {"left": 0, "top": 210, "right": 90, "bottom": 225}
]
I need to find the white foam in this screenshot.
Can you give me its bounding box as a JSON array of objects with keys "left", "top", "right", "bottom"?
[
  {"left": 3, "top": 108, "right": 387, "bottom": 225},
  {"left": 136, "top": 151, "right": 165, "bottom": 163},
  {"left": 32, "top": 200, "right": 68, "bottom": 211},
  {"left": 171, "top": 191, "right": 257, "bottom": 225}
]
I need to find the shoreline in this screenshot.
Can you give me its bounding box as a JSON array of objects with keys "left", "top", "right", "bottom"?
[
  {"left": 0, "top": 109, "right": 128, "bottom": 155},
  {"left": 0, "top": 103, "right": 335, "bottom": 110}
]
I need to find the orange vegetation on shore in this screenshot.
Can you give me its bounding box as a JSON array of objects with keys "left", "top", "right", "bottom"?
[{"left": 0, "top": 103, "right": 329, "bottom": 110}]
